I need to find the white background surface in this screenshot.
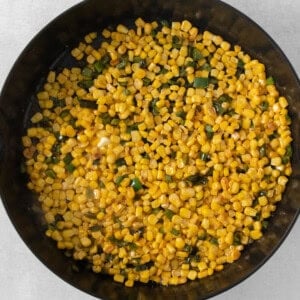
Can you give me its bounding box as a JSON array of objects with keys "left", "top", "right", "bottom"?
[{"left": 0, "top": 1, "right": 299, "bottom": 299}]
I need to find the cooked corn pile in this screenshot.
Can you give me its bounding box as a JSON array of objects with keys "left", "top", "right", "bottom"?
[{"left": 22, "top": 18, "right": 292, "bottom": 287}]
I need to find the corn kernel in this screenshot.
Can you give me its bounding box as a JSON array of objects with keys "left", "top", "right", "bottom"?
[
  {"left": 179, "top": 207, "right": 191, "bottom": 219},
  {"left": 244, "top": 207, "right": 257, "bottom": 217}
]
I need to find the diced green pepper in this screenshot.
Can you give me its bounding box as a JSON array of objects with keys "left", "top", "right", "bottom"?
[
  {"left": 59, "top": 109, "right": 70, "bottom": 119},
  {"left": 94, "top": 54, "right": 110, "bottom": 74},
  {"left": 165, "top": 175, "right": 173, "bottom": 183},
  {"left": 160, "top": 20, "right": 169, "bottom": 27},
  {"left": 236, "top": 59, "right": 245, "bottom": 77},
  {"left": 99, "top": 112, "right": 113, "bottom": 125},
  {"left": 171, "top": 228, "right": 180, "bottom": 236},
  {"left": 165, "top": 209, "right": 175, "bottom": 220},
  {"left": 259, "top": 144, "right": 267, "bottom": 157},
  {"left": 98, "top": 180, "right": 105, "bottom": 188},
  {"left": 142, "top": 77, "right": 152, "bottom": 86},
  {"left": 131, "top": 177, "right": 143, "bottom": 191},
  {"left": 201, "top": 62, "right": 212, "bottom": 71},
  {"left": 149, "top": 99, "right": 160, "bottom": 116},
  {"left": 45, "top": 169, "right": 56, "bottom": 179},
  {"left": 78, "top": 80, "right": 94, "bottom": 90},
  {"left": 205, "top": 124, "right": 214, "bottom": 139},
  {"left": 63, "top": 153, "right": 73, "bottom": 165},
  {"left": 126, "top": 123, "right": 139, "bottom": 133},
  {"left": 116, "top": 57, "right": 128, "bottom": 69},
  {"left": 115, "top": 157, "right": 126, "bottom": 167},
  {"left": 111, "top": 118, "right": 120, "bottom": 126},
  {"left": 65, "top": 163, "right": 76, "bottom": 173},
  {"left": 199, "top": 152, "right": 210, "bottom": 162},
  {"left": 159, "top": 67, "right": 168, "bottom": 74},
  {"left": 266, "top": 76, "right": 275, "bottom": 85},
  {"left": 78, "top": 99, "right": 98, "bottom": 109},
  {"left": 93, "top": 158, "right": 100, "bottom": 165},
  {"left": 85, "top": 211, "right": 96, "bottom": 218},
  {"left": 115, "top": 175, "right": 128, "bottom": 186},
  {"left": 185, "top": 173, "right": 208, "bottom": 185},
  {"left": 172, "top": 36, "right": 182, "bottom": 49},
  {"left": 213, "top": 101, "right": 225, "bottom": 115},
  {"left": 193, "top": 77, "right": 209, "bottom": 88},
  {"left": 192, "top": 47, "right": 202, "bottom": 60},
  {"left": 218, "top": 94, "right": 232, "bottom": 103},
  {"left": 94, "top": 60, "right": 105, "bottom": 73},
  {"left": 260, "top": 101, "right": 269, "bottom": 111},
  {"left": 233, "top": 231, "right": 242, "bottom": 245},
  {"left": 176, "top": 111, "right": 186, "bottom": 120},
  {"left": 90, "top": 225, "right": 102, "bottom": 232},
  {"left": 133, "top": 56, "right": 147, "bottom": 68},
  {"left": 82, "top": 67, "right": 94, "bottom": 78},
  {"left": 210, "top": 236, "right": 219, "bottom": 245},
  {"left": 282, "top": 144, "right": 292, "bottom": 164},
  {"left": 262, "top": 220, "right": 269, "bottom": 230},
  {"left": 50, "top": 96, "right": 66, "bottom": 108}
]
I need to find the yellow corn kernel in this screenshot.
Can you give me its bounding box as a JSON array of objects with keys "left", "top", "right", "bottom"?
[
  {"left": 114, "top": 274, "right": 125, "bottom": 283},
  {"left": 179, "top": 207, "right": 191, "bottom": 219},
  {"left": 181, "top": 20, "right": 192, "bottom": 32},
  {"left": 230, "top": 181, "right": 240, "bottom": 194},
  {"left": 116, "top": 24, "right": 128, "bottom": 34},
  {"left": 271, "top": 157, "right": 282, "bottom": 167},
  {"left": 125, "top": 279, "right": 134, "bottom": 287},
  {"left": 146, "top": 230, "right": 154, "bottom": 241},
  {"left": 220, "top": 41, "right": 231, "bottom": 51},
  {"left": 187, "top": 270, "right": 197, "bottom": 280},
  {"left": 134, "top": 68, "right": 146, "bottom": 79},
  {"left": 140, "top": 269, "right": 150, "bottom": 282},
  {"left": 258, "top": 196, "right": 268, "bottom": 206},
  {"left": 80, "top": 236, "right": 92, "bottom": 247},
  {"left": 244, "top": 207, "right": 257, "bottom": 217},
  {"left": 175, "top": 237, "right": 185, "bottom": 249},
  {"left": 148, "top": 214, "right": 158, "bottom": 225},
  {"left": 250, "top": 230, "right": 262, "bottom": 240}
]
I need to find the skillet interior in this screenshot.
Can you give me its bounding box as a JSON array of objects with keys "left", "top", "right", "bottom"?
[{"left": 0, "top": 0, "right": 300, "bottom": 299}]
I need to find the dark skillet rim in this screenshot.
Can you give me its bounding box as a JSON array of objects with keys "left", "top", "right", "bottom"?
[{"left": 0, "top": 0, "right": 299, "bottom": 299}]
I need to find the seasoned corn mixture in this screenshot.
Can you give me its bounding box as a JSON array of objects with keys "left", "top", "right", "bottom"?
[{"left": 22, "top": 19, "right": 292, "bottom": 287}]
